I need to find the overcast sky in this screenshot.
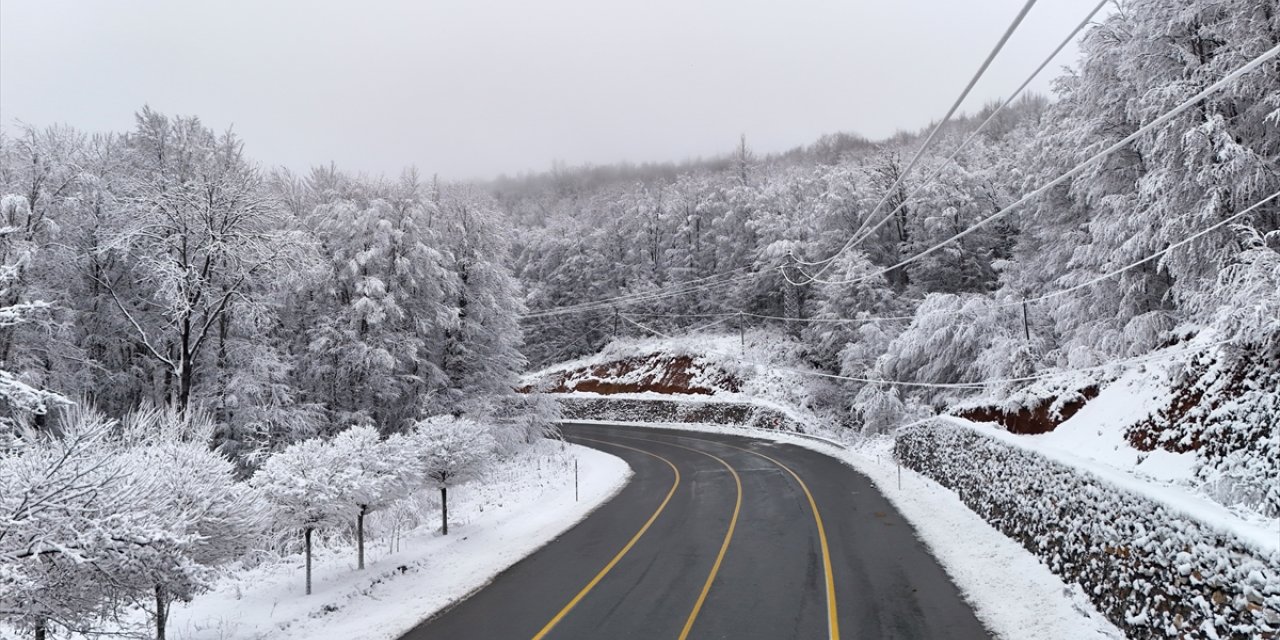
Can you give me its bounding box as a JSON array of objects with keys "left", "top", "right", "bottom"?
[{"left": 0, "top": 0, "right": 1099, "bottom": 180}]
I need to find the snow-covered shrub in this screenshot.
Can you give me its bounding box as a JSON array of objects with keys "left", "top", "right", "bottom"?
[
  {"left": 896, "top": 419, "right": 1280, "bottom": 639},
  {"left": 1201, "top": 229, "right": 1280, "bottom": 348},
  {"left": 410, "top": 416, "right": 497, "bottom": 535},
  {"left": 851, "top": 384, "right": 905, "bottom": 435},
  {"left": 486, "top": 392, "right": 563, "bottom": 456}
]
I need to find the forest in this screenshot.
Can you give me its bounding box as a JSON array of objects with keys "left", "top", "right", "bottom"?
[
  {"left": 2, "top": 0, "right": 1279, "bottom": 637},
  {"left": 512, "top": 0, "right": 1279, "bottom": 454}
]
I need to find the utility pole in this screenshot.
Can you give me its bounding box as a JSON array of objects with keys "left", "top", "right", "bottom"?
[
  {"left": 1021, "top": 297, "right": 1031, "bottom": 342},
  {"left": 575, "top": 458, "right": 579, "bottom": 502},
  {"left": 738, "top": 311, "right": 745, "bottom": 355}
]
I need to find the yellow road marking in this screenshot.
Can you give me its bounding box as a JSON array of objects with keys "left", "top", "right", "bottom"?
[
  {"left": 684, "top": 437, "right": 841, "bottom": 640},
  {"left": 532, "top": 437, "right": 680, "bottom": 640},
  {"left": 607, "top": 434, "right": 743, "bottom": 640}
]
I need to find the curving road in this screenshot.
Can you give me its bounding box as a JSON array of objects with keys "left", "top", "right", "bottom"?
[{"left": 400, "top": 422, "right": 989, "bottom": 639}]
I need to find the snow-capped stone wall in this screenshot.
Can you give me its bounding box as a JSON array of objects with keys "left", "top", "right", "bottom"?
[
  {"left": 895, "top": 419, "right": 1280, "bottom": 639},
  {"left": 554, "top": 396, "right": 808, "bottom": 432}
]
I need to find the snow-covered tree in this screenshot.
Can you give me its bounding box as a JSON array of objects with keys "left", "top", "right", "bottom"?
[
  {"left": 251, "top": 437, "right": 355, "bottom": 594},
  {"left": 410, "top": 416, "right": 496, "bottom": 535},
  {"left": 113, "top": 406, "right": 263, "bottom": 639},
  {"left": 294, "top": 170, "right": 454, "bottom": 433},
  {"left": 328, "top": 425, "right": 418, "bottom": 569},
  {"left": 0, "top": 217, "right": 63, "bottom": 434},
  {"left": 0, "top": 410, "right": 177, "bottom": 639},
  {"left": 433, "top": 185, "right": 527, "bottom": 416},
  {"left": 102, "top": 108, "right": 305, "bottom": 412}
]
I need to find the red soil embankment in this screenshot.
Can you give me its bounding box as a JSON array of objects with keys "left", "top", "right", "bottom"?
[
  {"left": 953, "top": 386, "right": 1099, "bottom": 435},
  {"left": 524, "top": 354, "right": 741, "bottom": 396}
]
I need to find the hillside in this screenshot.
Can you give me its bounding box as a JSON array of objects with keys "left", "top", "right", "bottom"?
[{"left": 535, "top": 329, "right": 1278, "bottom": 533}]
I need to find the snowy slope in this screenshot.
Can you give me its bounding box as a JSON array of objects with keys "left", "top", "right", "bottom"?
[
  {"left": 945, "top": 340, "right": 1280, "bottom": 553},
  {"left": 1016, "top": 364, "right": 1195, "bottom": 484}
]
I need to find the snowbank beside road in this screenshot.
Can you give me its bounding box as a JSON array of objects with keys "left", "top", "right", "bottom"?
[
  {"left": 567, "top": 419, "right": 1125, "bottom": 640},
  {"left": 48, "top": 442, "right": 631, "bottom": 640}
]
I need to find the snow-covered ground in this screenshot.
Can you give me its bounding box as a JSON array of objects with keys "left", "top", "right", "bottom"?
[
  {"left": 17, "top": 442, "right": 629, "bottom": 640},
  {"left": 567, "top": 419, "right": 1126, "bottom": 640}
]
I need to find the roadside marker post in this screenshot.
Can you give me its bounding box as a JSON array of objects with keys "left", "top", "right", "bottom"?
[{"left": 575, "top": 458, "right": 579, "bottom": 502}]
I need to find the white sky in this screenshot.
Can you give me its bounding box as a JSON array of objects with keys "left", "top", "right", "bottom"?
[{"left": 0, "top": 0, "right": 1099, "bottom": 180}]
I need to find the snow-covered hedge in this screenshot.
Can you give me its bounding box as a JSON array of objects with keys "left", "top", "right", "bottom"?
[
  {"left": 895, "top": 419, "right": 1280, "bottom": 639},
  {"left": 555, "top": 396, "right": 808, "bottom": 432}
]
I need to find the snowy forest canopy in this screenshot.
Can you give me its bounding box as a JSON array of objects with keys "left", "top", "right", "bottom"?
[
  {"left": 510, "top": 0, "right": 1280, "bottom": 396},
  {"left": 1, "top": 0, "right": 1278, "bottom": 446},
  {"left": 0, "top": 108, "right": 529, "bottom": 456}
]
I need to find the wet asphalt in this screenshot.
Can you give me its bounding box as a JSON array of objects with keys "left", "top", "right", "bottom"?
[{"left": 398, "top": 422, "right": 990, "bottom": 640}]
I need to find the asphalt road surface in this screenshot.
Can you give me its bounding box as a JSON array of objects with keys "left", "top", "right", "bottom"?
[{"left": 400, "top": 422, "right": 990, "bottom": 640}]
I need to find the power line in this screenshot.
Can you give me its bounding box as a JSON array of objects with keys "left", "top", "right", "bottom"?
[
  {"left": 787, "top": 0, "right": 1109, "bottom": 281},
  {"left": 519, "top": 267, "right": 750, "bottom": 319},
  {"left": 520, "top": 270, "right": 755, "bottom": 320},
  {"left": 803, "top": 40, "right": 1280, "bottom": 288},
  {"left": 620, "top": 310, "right": 917, "bottom": 324},
  {"left": 535, "top": 184, "right": 1280, "bottom": 331},
  {"left": 520, "top": 0, "right": 1042, "bottom": 320},
  {"left": 1018, "top": 187, "right": 1280, "bottom": 306},
  {"left": 800, "top": 0, "right": 1041, "bottom": 281}
]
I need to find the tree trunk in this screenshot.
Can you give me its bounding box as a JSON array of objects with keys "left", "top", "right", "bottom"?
[
  {"left": 155, "top": 584, "right": 168, "bottom": 640},
  {"left": 304, "top": 528, "right": 313, "bottom": 595},
  {"left": 357, "top": 506, "right": 367, "bottom": 570},
  {"left": 178, "top": 350, "right": 193, "bottom": 413},
  {"left": 34, "top": 617, "right": 46, "bottom": 640},
  {"left": 441, "top": 486, "right": 448, "bottom": 535}
]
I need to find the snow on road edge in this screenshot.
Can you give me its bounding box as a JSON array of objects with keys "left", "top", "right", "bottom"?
[
  {"left": 156, "top": 443, "right": 630, "bottom": 640},
  {"left": 565, "top": 419, "right": 1125, "bottom": 640}
]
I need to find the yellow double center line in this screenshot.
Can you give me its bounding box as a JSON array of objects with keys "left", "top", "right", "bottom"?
[
  {"left": 541, "top": 430, "right": 835, "bottom": 640},
  {"left": 609, "top": 434, "right": 743, "bottom": 640},
  {"left": 532, "top": 437, "right": 680, "bottom": 640},
  {"left": 683, "top": 437, "right": 841, "bottom": 640}
]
